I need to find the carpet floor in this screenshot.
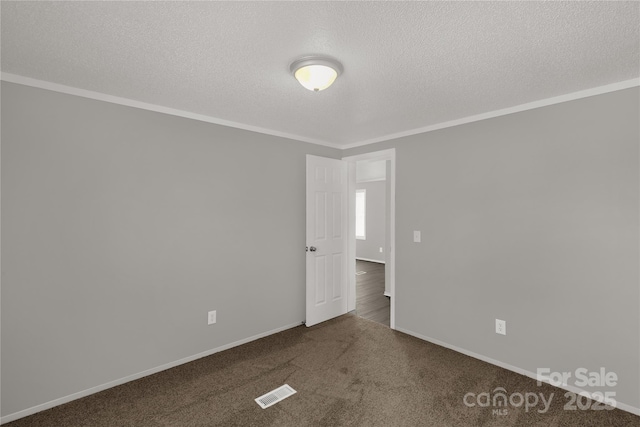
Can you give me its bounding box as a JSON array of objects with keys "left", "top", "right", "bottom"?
[{"left": 6, "top": 314, "right": 638, "bottom": 426}]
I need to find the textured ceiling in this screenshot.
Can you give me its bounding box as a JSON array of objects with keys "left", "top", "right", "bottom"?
[{"left": 2, "top": 1, "right": 639, "bottom": 148}]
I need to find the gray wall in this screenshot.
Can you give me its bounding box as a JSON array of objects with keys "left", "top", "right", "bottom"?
[
  {"left": 345, "top": 87, "right": 640, "bottom": 409},
  {"left": 3, "top": 81, "right": 639, "bottom": 416},
  {"left": 0, "top": 82, "right": 340, "bottom": 417},
  {"left": 356, "top": 180, "right": 386, "bottom": 263}
]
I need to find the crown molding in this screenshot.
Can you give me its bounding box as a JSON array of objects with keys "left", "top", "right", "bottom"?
[
  {"left": 3, "top": 72, "right": 637, "bottom": 151},
  {"left": 0, "top": 72, "right": 342, "bottom": 150},
  {"left": 342, "top": 78, "right": 640, "bottom": 150}
]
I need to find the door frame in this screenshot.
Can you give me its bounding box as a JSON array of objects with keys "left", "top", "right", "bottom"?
[{"left": 343, "top": 149, "right": 396, "bottom": 329}]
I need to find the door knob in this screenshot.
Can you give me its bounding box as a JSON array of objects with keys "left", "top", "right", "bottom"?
[{"left": 309, "top": 246, "right": 317, "bottom": 252}]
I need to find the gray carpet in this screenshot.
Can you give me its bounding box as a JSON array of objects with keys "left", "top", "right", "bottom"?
[{"left": 6, "top": 314, "right": 638, "bottom": 426}]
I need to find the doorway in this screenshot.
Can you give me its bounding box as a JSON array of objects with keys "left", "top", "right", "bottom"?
[
  {"left": 355, "top": 259, "right": 388, "bottom": 325},
  {"left": 344, "top": 149, "right": 396, "bottom": 329}
]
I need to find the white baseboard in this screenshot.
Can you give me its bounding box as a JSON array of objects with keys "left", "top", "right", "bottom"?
[
  {"left": 395, "top": 327, "right": 640, "bottom": 417},
  {"left": 356, "top": 257, "right": 385, "bottom": 264},
  {"left": 6, "top": 322, "right": 636, "bottom": 423},
  {"left": 0, "top": 321, "right": 302, "bottom": 425}
]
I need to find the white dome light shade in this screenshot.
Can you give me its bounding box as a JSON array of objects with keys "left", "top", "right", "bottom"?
[
  {"left": 290, "top": 56, "right": 343, "bottom": 92},
  {"left": 294, "top": 65, "right": 337, "bottom": 92}
]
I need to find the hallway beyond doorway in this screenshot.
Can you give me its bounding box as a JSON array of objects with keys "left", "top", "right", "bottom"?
[{"left": 355, "top": 260, "right": 389, "bottom": 327}]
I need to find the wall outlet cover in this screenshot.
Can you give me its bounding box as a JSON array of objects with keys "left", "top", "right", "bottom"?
[
  {"left": 208, "top": 310, "right": 217, "bottom": 325},
  {"left": 495, "top": 319, "right": 506, "bottom": 335}
]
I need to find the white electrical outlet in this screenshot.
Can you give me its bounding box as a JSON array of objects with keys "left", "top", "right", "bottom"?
[
  {"left": 208, "top": 310, "right": 217, "bottom": 325},
  {"left": 496, "top": 319, "right": 506, "bottom": 335},
  {"left": 379, "top": 247, "right": 383, "bottom": 253},
  {"left": 413, "top": 231, "right": 421, "bottom": 243}
]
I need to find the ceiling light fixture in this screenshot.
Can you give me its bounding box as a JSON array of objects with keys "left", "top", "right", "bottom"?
[{"left": 290, "top": 56, "right": 343, "bottom": 92}]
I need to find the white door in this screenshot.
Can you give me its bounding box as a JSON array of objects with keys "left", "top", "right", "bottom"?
[{"left": 306, "top": 155, "right": 348, "bottom": 327}]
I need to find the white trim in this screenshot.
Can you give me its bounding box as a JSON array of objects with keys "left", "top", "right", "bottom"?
[
  {"left": 356, "top": 177, "right": 386, "bottom": 183},
  {"left": 0, "top": 73, "right": 342, "bottom": 150},
  {"left": 383, "top": 291, "right": 391, "bottom": 297},
  {"left": 0, "top": 322, "right": 302, "bottom": 425},
  {"left": 355, "top": 189, "right": 366, "bottom": 240},
  {"left": 395, "top": 327, "right": 640, "bottom": 417},
  {"left": 356, "top": 257, "right": 385, "bottom": 264},
  {"left": 345, "top": 148, "right": 396, "bottom": 162},
  {"left": 342, "top": 78, "right": 640, "bottom": 149},
  {"left": 344, "top": 149, "right": 396, "bottom": 330},
  {"left": 3, "top": 73, "right": 637, "bottom": 151}
]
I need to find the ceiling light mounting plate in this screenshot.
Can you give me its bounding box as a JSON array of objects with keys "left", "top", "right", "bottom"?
[{"left": 289, "top": 56, "right": 343, "bottom": 76}]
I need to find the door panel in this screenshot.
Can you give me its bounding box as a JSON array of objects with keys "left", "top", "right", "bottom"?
[{"left": 306, "top": 155, "right": 348, "bottom": 327}]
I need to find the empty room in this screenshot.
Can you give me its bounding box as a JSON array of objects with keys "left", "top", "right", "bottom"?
[{"left": 1, "top": 2, "right": 639, "bottom": 426}]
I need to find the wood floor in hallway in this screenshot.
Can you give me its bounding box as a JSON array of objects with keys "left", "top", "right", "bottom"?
[{"left": 355, "top": 260, "right": 389, "bottom": 327}]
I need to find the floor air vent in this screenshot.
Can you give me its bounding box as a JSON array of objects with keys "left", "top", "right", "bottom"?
[{"left": 255, "top": 384, "right": 297, "bottom": 409}]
